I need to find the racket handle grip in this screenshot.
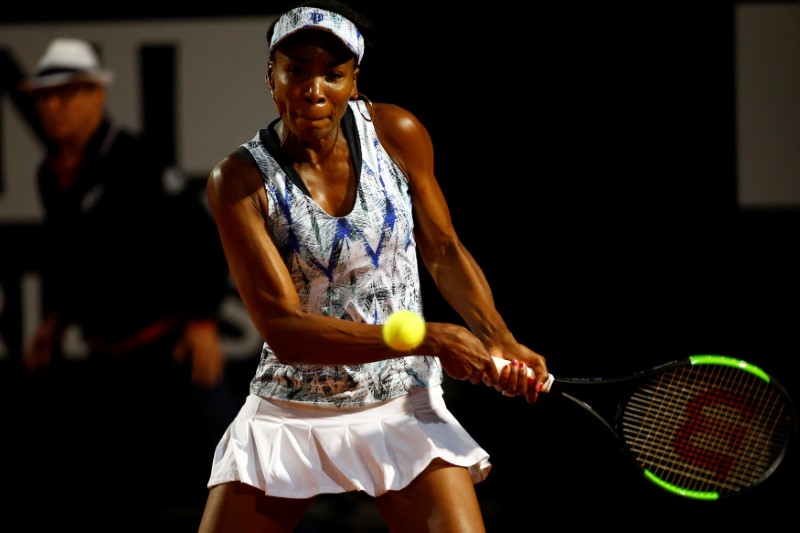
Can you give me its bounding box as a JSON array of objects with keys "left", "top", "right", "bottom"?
[{"left": 492, "top": 356, "right": 555, "bottom": 393}]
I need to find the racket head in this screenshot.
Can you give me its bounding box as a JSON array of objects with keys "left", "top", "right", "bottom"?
[{"left": 617, "top": 354, "right": 796, "bottom": 500}]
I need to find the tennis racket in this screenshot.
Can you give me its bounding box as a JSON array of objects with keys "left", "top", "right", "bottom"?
[{"left": 492, "top": 354, "right": 796, "bottom": 500}]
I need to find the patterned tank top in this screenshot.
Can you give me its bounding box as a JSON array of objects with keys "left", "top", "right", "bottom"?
[{"left": 242, "top": 100, "right": 443, "bottom": 406}]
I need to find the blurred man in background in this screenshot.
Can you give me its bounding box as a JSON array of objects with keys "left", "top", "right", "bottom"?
[{"left": 17, "top": 37, "right": 235, "bottom": 529}]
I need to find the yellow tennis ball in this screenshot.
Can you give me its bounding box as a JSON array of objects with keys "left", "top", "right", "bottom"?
[{"left": 382, "top": 310, "right": 426, "bottom": 351}]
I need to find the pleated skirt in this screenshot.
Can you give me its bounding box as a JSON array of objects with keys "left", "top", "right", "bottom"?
[{"left": 206, "top": 384, "right": 491, "bottom": 498}]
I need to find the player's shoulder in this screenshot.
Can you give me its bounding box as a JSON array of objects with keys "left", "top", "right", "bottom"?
[
  {"left": 207, "top": 147, "right": 263, "bottom": 205},
  {"left": 372, "top": 102, "right": 424, "bottom": 134},
  {"left": 371, "top": 102, "right": 430, "bottom": 154}
]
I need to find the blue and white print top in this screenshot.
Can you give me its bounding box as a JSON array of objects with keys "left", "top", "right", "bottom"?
[{"left": 243, "top": 100, "right": 443, "bottom": 406}]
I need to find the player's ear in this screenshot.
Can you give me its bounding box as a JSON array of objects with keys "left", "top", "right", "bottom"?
[{"left": 266, "top": 63, "right": 275, "bottom": 92}]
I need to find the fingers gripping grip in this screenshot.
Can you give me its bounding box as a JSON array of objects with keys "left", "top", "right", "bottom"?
[{"left": 492, "top": 356, "right": 555, "bottom": 392}]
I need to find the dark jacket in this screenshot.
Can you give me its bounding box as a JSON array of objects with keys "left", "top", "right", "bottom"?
[{"left": 37, "top": 116, "right": 228, "bottom": 345}]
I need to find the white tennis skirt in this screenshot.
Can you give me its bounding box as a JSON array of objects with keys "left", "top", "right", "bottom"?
[{"left": 206, "top": 384, "right": 491, "bottom": 498}]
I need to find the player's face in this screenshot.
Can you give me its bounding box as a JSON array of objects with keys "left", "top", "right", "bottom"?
[{"left": 269, "top": 31, "right": 358, "bottom": 142}]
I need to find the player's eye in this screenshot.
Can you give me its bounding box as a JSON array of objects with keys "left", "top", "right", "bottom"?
[{"left": 287, "top": 66, "right": 305, "bottom": 77}]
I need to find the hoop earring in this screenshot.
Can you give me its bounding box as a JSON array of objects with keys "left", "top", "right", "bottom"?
[
  {"left": 274, "top": 119, "right": 288, "bottom": 147},
  {"left": 352, "top": 92, "right": 374, "bottom": 122},
  {"left": 272, "top": 89, "right": 284, "bottom": 116}
]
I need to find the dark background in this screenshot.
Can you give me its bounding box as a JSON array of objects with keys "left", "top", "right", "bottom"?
[{"left": 2, "top": 1, "right": 798, "bottom": 531}]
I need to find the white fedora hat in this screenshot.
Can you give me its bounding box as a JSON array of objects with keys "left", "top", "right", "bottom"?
[{"left": 20, "top": 37, "right": 114, "bottom": 92}]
